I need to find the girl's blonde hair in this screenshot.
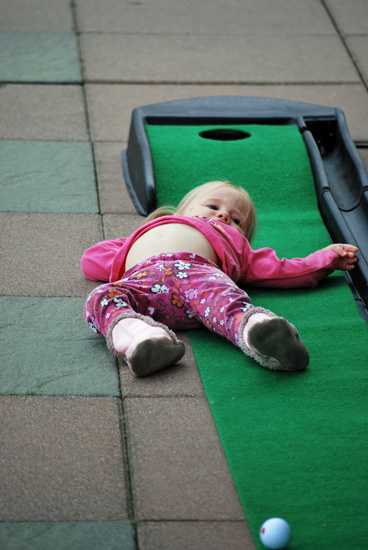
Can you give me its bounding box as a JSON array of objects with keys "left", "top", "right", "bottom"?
[{"left": 144, "top": 180, "right": 257, "bottom": 241}]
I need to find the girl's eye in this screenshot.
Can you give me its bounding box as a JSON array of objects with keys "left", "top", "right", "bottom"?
[
  {"left": 207, "top": 204, "right": 217, "bottom": 210},
  {"left": 232, "top": 218, "right": 241, "bottom": 225}
]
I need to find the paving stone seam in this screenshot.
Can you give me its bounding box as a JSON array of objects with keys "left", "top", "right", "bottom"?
[
  {"left": 82, "top": 79, "right": 363, "bottom": 86},
  {"left": 120, "top": 397, "right": 141, "bottom": 530},
  {"left": 71, "top": 8, "right": 104, "bottom": 216},
  {"left": 121, "top": 395, "right": 212, "bottom": 402},
  {"left": 82, "top": 81, "right": 366, "bottom": 87},
  {"left": 115, "top": 395, "right": 140, "bottom": 549},
  {"left": 0, "top": 80, "right": 83, "bottom": 86}
]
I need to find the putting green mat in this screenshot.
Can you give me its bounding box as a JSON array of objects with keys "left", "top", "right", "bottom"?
[{"left": 145, "top": 123, "right": 368, "bottom": 549}]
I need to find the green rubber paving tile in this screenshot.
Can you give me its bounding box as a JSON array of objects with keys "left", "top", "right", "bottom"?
[
  {"left": 0, "top": 32, "right": 81, "bottom": 83},
  {"left": 0, "top": 141, "right": 98, "bottom": 213},
  {"left": 0, "top": 297, "right": 119, "bottom": 396},
  {"left": 0, "top": 522, "right": 135, "bottom": 550}
]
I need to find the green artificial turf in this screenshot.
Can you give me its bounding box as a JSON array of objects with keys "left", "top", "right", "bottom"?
[{"left": 145, "top": 123, "right": 368, "bottom": 549}]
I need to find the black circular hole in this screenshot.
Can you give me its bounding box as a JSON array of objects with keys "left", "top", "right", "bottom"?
[{"left": 199, "top": 129, "right": 251, "bottom": 141}]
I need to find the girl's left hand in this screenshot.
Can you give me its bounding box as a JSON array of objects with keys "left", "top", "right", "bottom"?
[{"left": 323, "top": 243, "right": 359, "bottom": 270}]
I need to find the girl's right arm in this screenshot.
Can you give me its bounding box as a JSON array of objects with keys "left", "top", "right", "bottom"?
[{"left": 80, "top": 238, "right": 127, "bottom": 281}]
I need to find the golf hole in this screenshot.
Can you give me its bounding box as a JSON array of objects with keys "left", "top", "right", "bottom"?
[{"left": 199, "top": 129, "right": 251, "bottom": 141}]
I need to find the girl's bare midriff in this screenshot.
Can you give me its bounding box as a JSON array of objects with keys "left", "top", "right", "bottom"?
[{"left": 125, "top": 223, "right": 220, "bottom": 271}]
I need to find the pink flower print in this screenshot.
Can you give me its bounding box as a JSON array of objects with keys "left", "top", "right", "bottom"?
[{"left": 184, "top": 288, "right": 198, "bottom": 300}]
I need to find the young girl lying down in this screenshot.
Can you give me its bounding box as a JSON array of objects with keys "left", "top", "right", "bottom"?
[{"left": 81, "top": 180, "right": 358, "bottom": 377}]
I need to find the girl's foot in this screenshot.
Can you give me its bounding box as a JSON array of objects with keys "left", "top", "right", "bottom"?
[
  {"left": 242, "top": 312, "right": 309, "bottom": 371},
  {"left": 111, "top": 317, "right": 185, "bottom": 377}
]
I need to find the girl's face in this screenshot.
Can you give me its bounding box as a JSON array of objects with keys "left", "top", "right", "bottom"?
[{"left": 180, "top": 186, "right": 247, "bottom": 235}]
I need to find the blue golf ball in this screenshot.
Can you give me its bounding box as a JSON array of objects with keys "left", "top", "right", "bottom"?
[{"left": 259, "top": 517, "right": 292, "bottom": 549}]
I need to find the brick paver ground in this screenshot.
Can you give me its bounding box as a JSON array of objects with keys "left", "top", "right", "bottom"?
[{"left": 1, "top": 0, "right": 367, "bottom": 548}]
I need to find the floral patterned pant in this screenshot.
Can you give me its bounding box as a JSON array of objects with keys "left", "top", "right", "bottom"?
[{"left": 84, "top": 253, "right": 254, "bottom": 348}]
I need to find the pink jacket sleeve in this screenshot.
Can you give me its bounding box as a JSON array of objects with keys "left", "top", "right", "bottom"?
[
  {"left": 80, "top": 238, "right": 127, "bottom": 281},
  {"left": 243, "top": 247, "right": 340, "bottom": 288}
]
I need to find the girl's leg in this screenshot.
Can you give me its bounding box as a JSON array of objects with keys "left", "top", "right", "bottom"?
[
  {"left": 239, "top": 309, "right": 309, "bottom": 371},
  {"left": 110, "top": 315, "right": 185, "bottom": 377},
  {"left": 168, "top": 255, "right": 309, "bottom": 372},
  {"left": 84, "top": 279, "right": 184, "bottom": 377}
]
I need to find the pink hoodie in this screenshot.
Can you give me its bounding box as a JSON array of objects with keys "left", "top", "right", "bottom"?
[{"left": 81, "top": 215, "right": 339, "bottom": 288}]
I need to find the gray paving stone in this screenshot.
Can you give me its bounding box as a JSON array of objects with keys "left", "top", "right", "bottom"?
[
  {"left": 81, "top": 33, "right": 359, "bottom": 84},
  {"left": 119, "top": 332, "right": 205, "bottom": 398},
  {"left": 102, "top": 213, "right": 143, "bottom": 240},
  {"left": 0, "top": 0, "right": 74, "bottom": 32},
  {"left": 138, "top": 521, "right": 255, "bottom": 550},
  {"left": 125, "top": 397, "right": 244, "bottom": 520},
  {"left": 85, "top": 83, "right": 368, "bottom": 144},
  {"left": 324, "top": 0, "right": 368, "bottom": 35},
  {"left": 0, "top": 213, "right": 102, "bottom": 297},
  {"left": 76, "top": 0, "right": 335, "bottom": 35},
  {"left": 94, "top": 142, "right": 137, "bottom": 215},
  {"left": 347, "top": 36, "right": 368, "bottom": 87},
  {"left": 0, "top": 396, "right": 129, "bottom": 521},
  {"left": 0, "top": 521, "right": 135, "bottom": 550},
  {"left": 0, "top": 85, "right": 89, "bottom": 141},
  {"left": 0, "top": 33, "right": 81, "bottom": 83},
  {"left": 0, "top": 141, "right": 98, "bottom": 213},
  {"left": 0, "top": 297, "right": 119, "bottom": 397}
]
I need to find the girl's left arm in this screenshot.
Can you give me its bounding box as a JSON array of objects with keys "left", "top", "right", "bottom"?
[
  {"left": 243, "top": 243, "right": 358, "bottom": 288},
  {"left": 323, "top": 243, "right": 358, "bottom": 271}
]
